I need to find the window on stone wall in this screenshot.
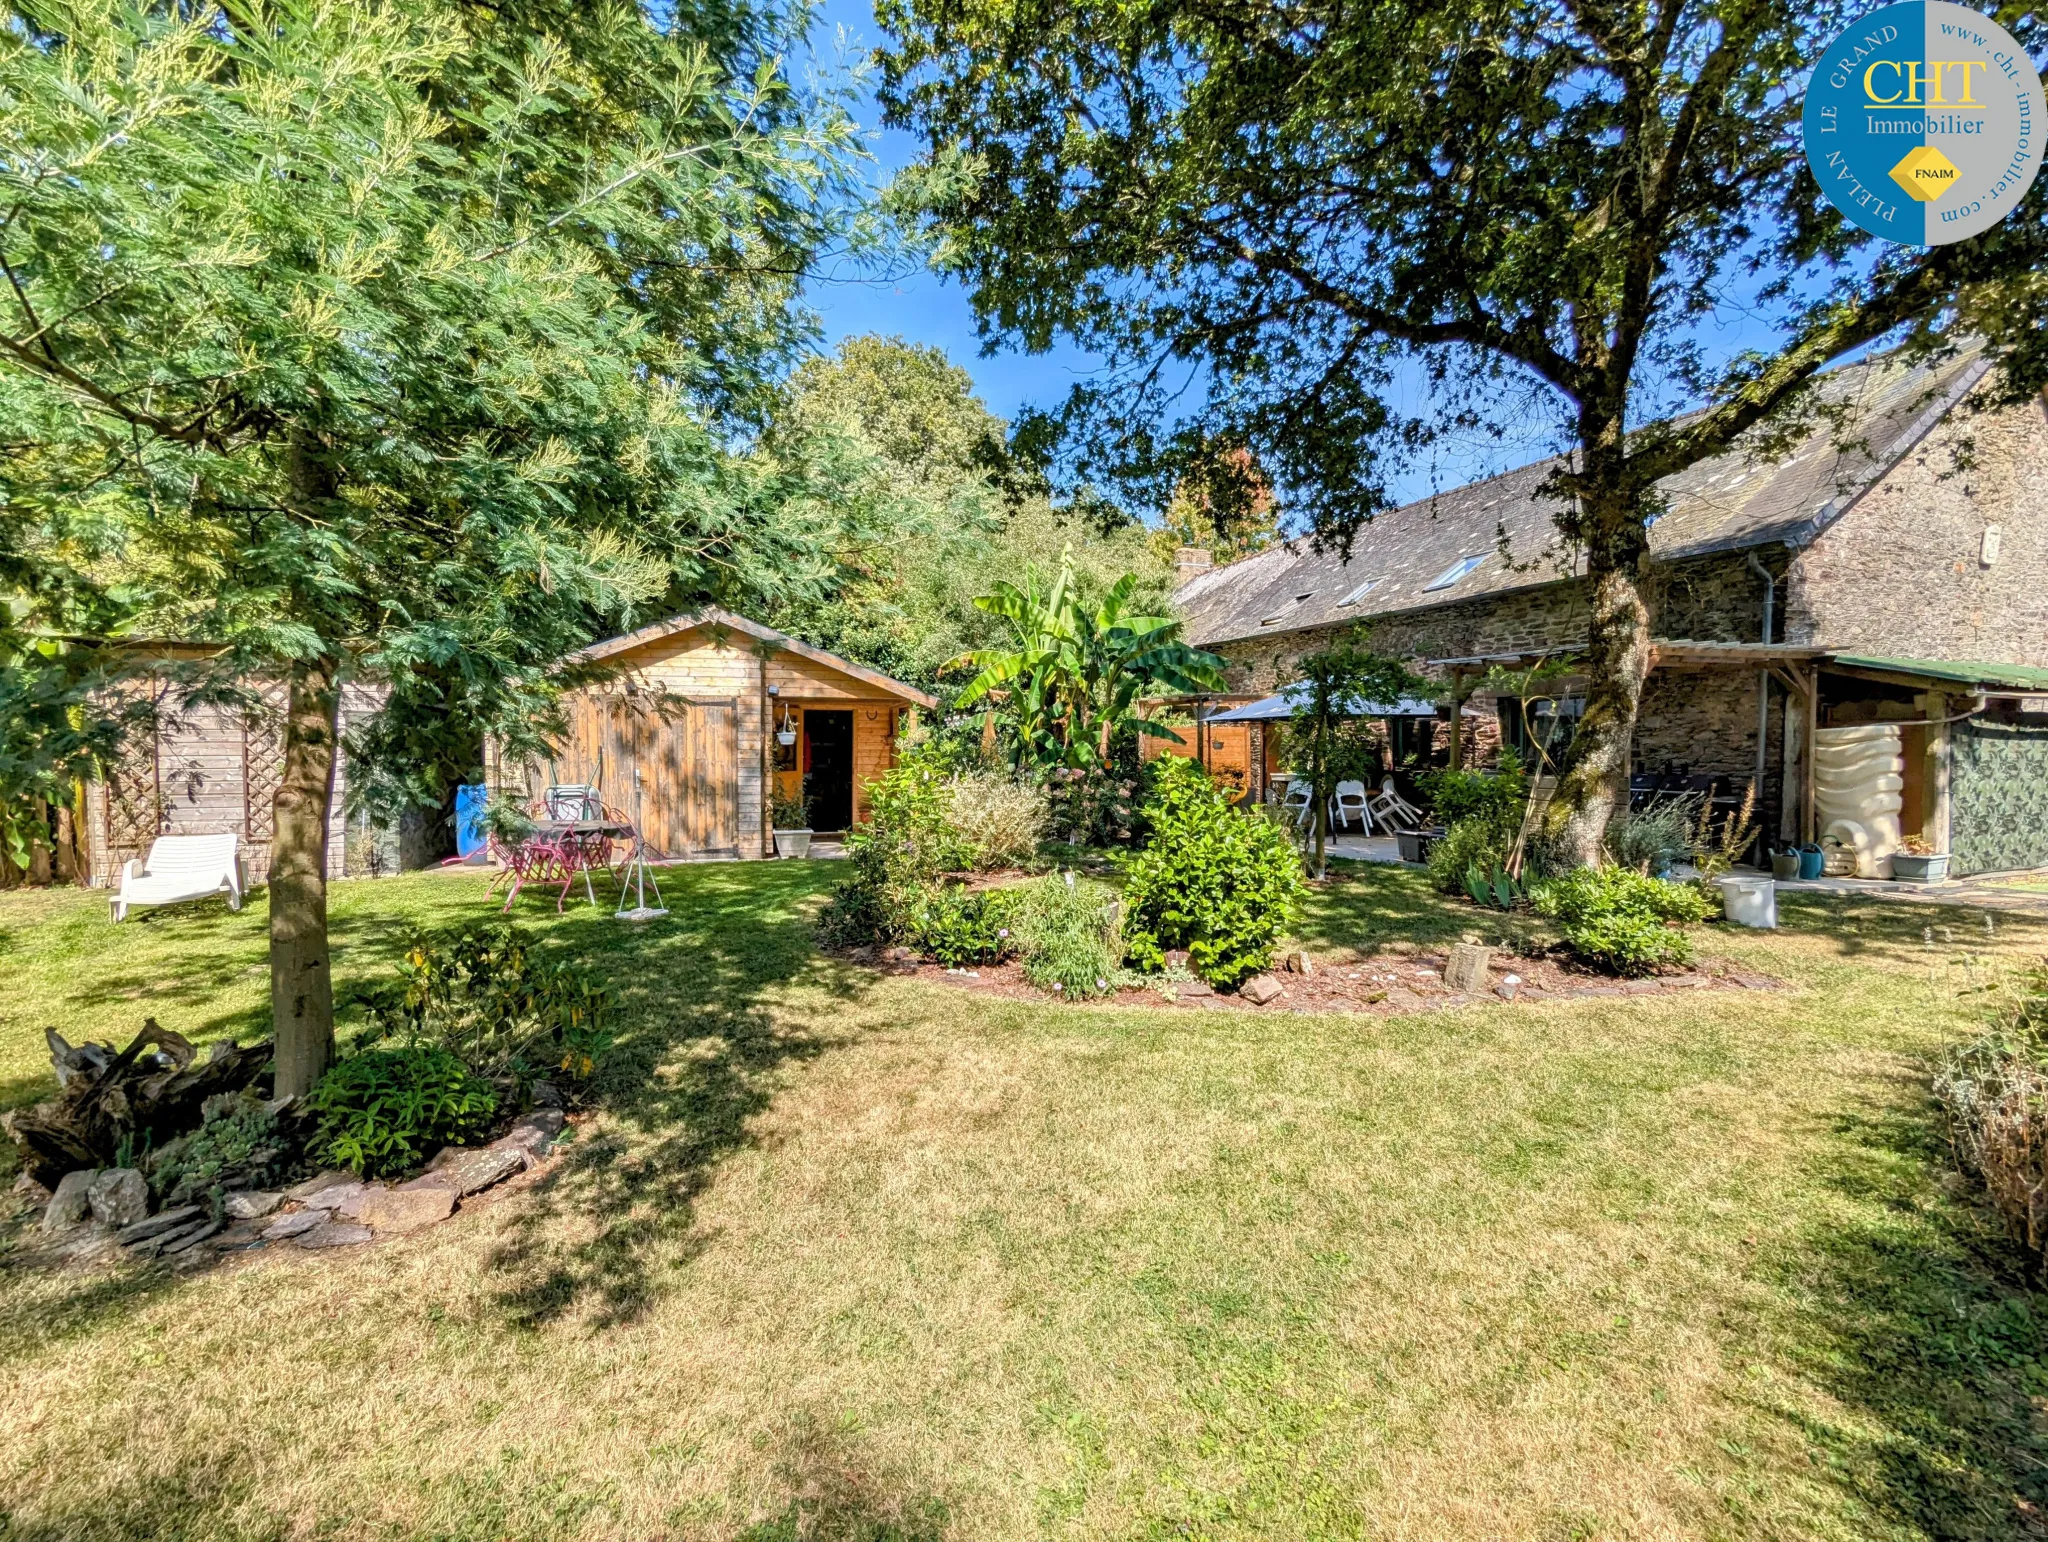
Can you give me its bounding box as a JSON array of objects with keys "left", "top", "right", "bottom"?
[{"left": 1497, "top": 696, "right": 1583, "bottom": 768}]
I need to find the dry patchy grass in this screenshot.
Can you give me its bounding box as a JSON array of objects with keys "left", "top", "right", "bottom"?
[{"left": 0, "top": 864, "right": 2045, "bottom": 1541}]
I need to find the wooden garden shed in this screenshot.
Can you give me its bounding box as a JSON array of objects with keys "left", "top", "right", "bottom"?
[{"left": 505, "top": 610, "right": 936, "bottom": 860}]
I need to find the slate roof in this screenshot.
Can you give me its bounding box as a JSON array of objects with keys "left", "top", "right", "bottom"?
[{"left": 1175, "top": 348, "right": 1991, "bottom": 649}]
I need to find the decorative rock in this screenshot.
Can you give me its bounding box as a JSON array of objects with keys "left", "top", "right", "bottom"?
[
  {"left": 293, "top": 1221, "right": 373, "bottom": 1249},
  {"left": 407, "top": 1145, "right": 524, "bottom": 1198},
  {"left": 222, "top": 1190, "right": 283, "bottom": 1220},
  {"left": 353, "top": 1185, "right": 456, "bottom": 1233},
  {"left": 1164, "top": 949, "right": 1191, "bottom": 969},
  {"left": 287, "top": 1169, "right": 355, "bottom": 1201},
  {"left": 529, "top": 1080, "right": 564, "bottom": 1110},
  {"left": 1174, "top": 979, "right": 1215, "bottom": 1000},
  {"left": 42, "top": 1169, "right": 100, "bottom": 1232},
  {"left": 1443, "top": 943, "right": 1493, "bottom": 993},
  {"left": 159, "top": 1219, "right": 223, "bottom": 1255},
  {"left": 262, "top": 1208, "right": 331, "bottom": 1241},
  {"left": 1284, "top": 950, "right": 1315, "bottom": 977},
  {"left": 116, "top": 1205, "right": 204, "bottom": 1246},
  {"left": 87, "top": 1169, "right": 148, "bottom": 1229},
  {"left": 13, "top": 1172, "right": 52, "bottom": 1205},
  {"left": 297, "top": 1180, "right": 366, "bottom": 1213},
  {"left": 1622, "top": 980, "right": 1661, "bottom": 995},
  {"left": 1239, "top": 974, "right": 1285, "bottom": 1006},
  {"left": 495, "top": 1108, "right": 566, "bottom": 1163},
  {"left": 331, "top": 1184, "right": 382, "bottom": 1220}
]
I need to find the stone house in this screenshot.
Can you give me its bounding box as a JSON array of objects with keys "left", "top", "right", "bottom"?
[{"left": 1172, "top": 348, "right": 2048, "bottom": 876}]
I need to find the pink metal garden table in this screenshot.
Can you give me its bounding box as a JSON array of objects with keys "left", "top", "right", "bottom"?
[{"left": 489, "top": 818, "right": 632, "bottom": 912}]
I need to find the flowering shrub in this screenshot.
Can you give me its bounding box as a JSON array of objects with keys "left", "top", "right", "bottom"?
[
  {"left": 1120, "top": 757, "right": 1305, "bottom": 988},
  {"left": 944, "top": 772, "right": 1049, "bottom": 868}
]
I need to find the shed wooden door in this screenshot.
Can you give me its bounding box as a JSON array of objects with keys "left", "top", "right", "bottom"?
[{"left": 555, "top": 694, "right": 739, "bottom": 859}]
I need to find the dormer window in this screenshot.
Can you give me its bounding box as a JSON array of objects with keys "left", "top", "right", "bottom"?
[
  {"left": 1338, "top": 578, "right": 1383, "bottom": 606},
  {"left": 1424, "top": 554, "right": 1486, "bottom": 592}
]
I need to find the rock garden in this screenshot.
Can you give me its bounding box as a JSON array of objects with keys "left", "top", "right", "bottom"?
[{"left": 8, "top": 923, "right": 599, "bottom": 1269}]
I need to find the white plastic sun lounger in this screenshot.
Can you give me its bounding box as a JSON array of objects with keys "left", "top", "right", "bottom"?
[{"left": 111, "top": 833, "right": 245, "bottom": 922}]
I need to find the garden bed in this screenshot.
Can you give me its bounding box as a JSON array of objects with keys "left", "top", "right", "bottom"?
[{"left": 842, "top": 942, "right": 1781, "bottom": 1013}]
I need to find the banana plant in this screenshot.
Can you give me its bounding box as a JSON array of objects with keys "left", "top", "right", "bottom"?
[{"left": 945, "top": 552, "right": 1225, "bottom": 770}]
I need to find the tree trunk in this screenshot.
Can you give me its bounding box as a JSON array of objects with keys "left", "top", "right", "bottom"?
[
  {"left": 1550, "top": 496, "right": 1654, "bottom": 866},
  {"left": 270, "top": 658, "right": 341, "bottom": 1099}
]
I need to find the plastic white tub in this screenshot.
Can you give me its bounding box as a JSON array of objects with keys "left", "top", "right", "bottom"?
[{"left": 1717, "top": 874, "right": 1778, "bottom": 929}]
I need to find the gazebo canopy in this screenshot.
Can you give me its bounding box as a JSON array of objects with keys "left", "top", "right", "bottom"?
[{"left": 1204, "top": 684, "right": 1472, "bottom": 724}]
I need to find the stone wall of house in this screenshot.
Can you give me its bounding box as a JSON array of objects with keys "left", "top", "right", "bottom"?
[
  {"left": 1784, "top": 393, "right": 2048, "bottom": 666},
  {"left": 1210, "top": 549, "right": 1775, "bottom": 694}
]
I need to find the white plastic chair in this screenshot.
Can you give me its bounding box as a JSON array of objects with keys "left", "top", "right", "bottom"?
[
  {"left": 111, "top": 833, "right": 244, "bottom": 922},
  {"left": 1330, "top": 780, "right": 1372, "bottom": 833},
  {"left": 1368, "top": 775, "right": 1426, "bottom": 832},
  {"left": 1279, "top": 778, "right": 1314, "bottom": 828}
]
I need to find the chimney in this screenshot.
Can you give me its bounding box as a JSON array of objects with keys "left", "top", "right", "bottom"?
[{"left": 1175, "top": 546, "right": 1214, "bottom": 583}]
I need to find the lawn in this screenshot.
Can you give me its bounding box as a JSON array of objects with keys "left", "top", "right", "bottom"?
[{"left": 2, "top": 863, "right": 2046, "bottom": 1542}]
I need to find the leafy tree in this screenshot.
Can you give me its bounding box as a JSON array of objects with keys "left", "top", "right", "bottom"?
[
  {"left": 1149, "top": 445, "right": 1282, "bottom": 565},
  {"left": 761, "top": 334, "right": 1171, "bottom": 698},
  {"left": 1285, "top": 639, "right": 1428, "bottom": 878},
  {"left": 875, "top": 0, "right": 2048, "bottom": 864},
  {"left": 948, "top": 555, "right": 1226, "bottom": 769},
  {"left": 0, "top": 0, "right": 862, "bottom": 1093}
]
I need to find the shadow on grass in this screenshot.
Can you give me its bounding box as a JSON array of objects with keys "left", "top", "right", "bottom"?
[
  {"left": 1767, "top": 1061, "right": 2048, "bottom": 1538},
  {"left": 1293, "top": 860, "right": 1545, "bottom": 956},
  {"left": 478, "top": 861, "right": 879, "bottom": 1331}
]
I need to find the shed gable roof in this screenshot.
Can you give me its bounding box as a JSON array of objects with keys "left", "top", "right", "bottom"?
[
  {"left": 1176, "top": 348, "right": 1991, "bottom": 649},
  {"left": 571, "top": 607, "right": 938, "bottom": 707}
]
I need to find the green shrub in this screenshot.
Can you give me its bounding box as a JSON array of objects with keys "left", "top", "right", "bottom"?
[
  {"left": 1120, "top": 756, "right": 1306, "bottom": 987},
  {"left": 1418, "top": 751, "right": 1527, "bottom": 828},
  {"left": 1013, "top": 873, "right": 1122, "bottom": 998},
  {"left": 308, "top": 1044, "right": 499, "bottom": 1178},
  {"left": 148, "top": 1096, "right": 288, "bottom": 1208},
  {"left": 348, "top": 923, "right": 615, "bottom": 1087},
  {"left": 1428, "top": 815, "right": 1514, "bottom": 896},
  {"left": 1532, "top": 866, "right": 1710, "bottom": 975},
  {"left": 913, "top": 884, "right": 1022, "bottom": 966},
  {"left": 818, "top": 764, "right": 972, "bottom": 947},
  {"left": 944, "top": 772, "right": 1049, "bottom": 868}
]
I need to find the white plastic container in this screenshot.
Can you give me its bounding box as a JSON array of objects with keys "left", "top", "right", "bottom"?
[{"left": 1717, "top": 873, "right": 1778, "bottom": 929}]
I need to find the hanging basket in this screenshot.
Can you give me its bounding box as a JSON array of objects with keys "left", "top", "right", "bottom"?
[{"left": 776, "top": 729, "right": 797, "bottom": 747}]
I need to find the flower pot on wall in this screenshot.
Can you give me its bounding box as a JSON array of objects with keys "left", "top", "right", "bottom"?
[{"left": 774, "top": 828, "right": 813, "bottom": 859}]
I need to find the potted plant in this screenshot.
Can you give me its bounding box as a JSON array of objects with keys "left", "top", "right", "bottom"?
[
  {"left": 771, "top": 781, "right": 812, "bottom": 859},
  {"left": 1890, "top": 834, "right": 1949, "bottom": 883}
]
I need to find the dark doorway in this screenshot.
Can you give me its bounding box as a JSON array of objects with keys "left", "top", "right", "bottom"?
[{"left": 803, "top": 710, "right": 854, "bottom": 831}]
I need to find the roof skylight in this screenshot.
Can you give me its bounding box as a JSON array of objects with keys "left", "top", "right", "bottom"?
[{"left": 1423, "top": 555, "right": 1486, "bottom": 592}]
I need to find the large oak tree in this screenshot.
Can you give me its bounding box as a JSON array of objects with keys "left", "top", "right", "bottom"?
[{"left": 875, "top": 0, "right": 2048, "bottom": 860}]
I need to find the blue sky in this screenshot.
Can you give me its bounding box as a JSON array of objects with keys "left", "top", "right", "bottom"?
[
  {"left": 802, "top": 0, "right": 1104, "bottom": 426},
  {"left": 796, "top": 0, "right": 1823, "bottom": 512}
]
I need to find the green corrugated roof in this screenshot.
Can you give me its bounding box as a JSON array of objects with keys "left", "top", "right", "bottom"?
[{"left": 1830, "top": 656, "right": 2048, "bottom": 692}]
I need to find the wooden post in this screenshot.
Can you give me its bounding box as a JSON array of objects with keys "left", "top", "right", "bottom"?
[
  {"left": 1800, "top": 664, "right": 1818, "bottom": 844},
  {"left": 1445, "top": 668, "right": 1468, "bottom": 768},
  {"left": 1925, "top": 691, "right": 1952, "bottom": 855}
]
